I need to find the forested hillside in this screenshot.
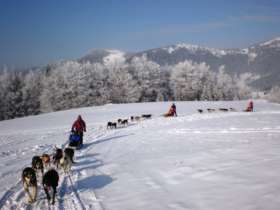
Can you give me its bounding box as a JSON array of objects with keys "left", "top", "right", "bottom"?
[{"left": 0, "top": 57, "right": 252, "bottom": 120}]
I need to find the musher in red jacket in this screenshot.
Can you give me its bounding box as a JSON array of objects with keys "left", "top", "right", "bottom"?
[
  {"left": 164, "top": 103, "right": 178, "bottom": 117},
  {"left": 171, "top": 103, "right": 177, "bottom": 116},
  {"left": 245, "top": 100, "right": 254, "bottom": 112},
  {"left": 71, "top": 115, "right": 86, "bottom": 145}
]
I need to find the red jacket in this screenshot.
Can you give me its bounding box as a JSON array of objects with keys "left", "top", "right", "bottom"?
[
  {"left": 247, "top": 101, "right": 253, "bottom": 112},
  {"left": 168, "top": 107, "right": 177, "bottom": 116},
  {"left": 72, "top": 118, "right": 86, "bottom": 133}
]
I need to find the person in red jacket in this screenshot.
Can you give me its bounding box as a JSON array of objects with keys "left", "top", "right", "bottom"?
[
  {"left": 245, "top": 100, "right": 254, "bottom": 112},
  {"left": 71, "top": 115, "right": 86, "bottom": 145},
  {"left": 171, "top": 103, "right": 177, "bottom": 116},
  {"left": 164, "top": 103, "right": 178, "bottom": 117}
]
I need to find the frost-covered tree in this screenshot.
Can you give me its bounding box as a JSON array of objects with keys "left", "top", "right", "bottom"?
[
  {"left": 130, "top": 55, "right": 162, "bottom": 101},
  {"left": 266, "top": 86, "right": 280, "bottom": 103},
  {"left": 0, "top": 69, "right": 10, "bottom": 120},
  {"left": 107, "top": 63, "right": 140, "bottom": 103},
  {"left": 200, "top": 72, "right": 217, "bottom": 100},
  {"left": 0, "top": 70, "right": 26, "bottom": 119},
  {"left": 169, "top": 62, "right": 249, "bottom": 101},
  {"left": 0, "top": 55, "right": 255, "bottom": 121},
  {"left": 234, "top": 73, "right": 254, "bottom": 99},
  {"left": 40, "top": 61, "right": 80, "bottom": 112},
  {"left": 170, "top": 60, "right": 213, "bottom": 100},
  {"left": 214, "top": 66, "right": 236, "bottom": 100},
  {"left": 21, "top": 70, "right": 42, "bottom": 116},
  {"left": 78, "top": 62, "right": 110, "bottom": 106}
]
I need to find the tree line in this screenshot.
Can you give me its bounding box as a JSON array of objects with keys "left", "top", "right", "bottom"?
[{"left": 0, "top": 55, "right": 255, "bottom": 120}]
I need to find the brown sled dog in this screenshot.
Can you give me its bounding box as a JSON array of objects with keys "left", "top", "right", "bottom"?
[
  {"left": 32, "top": 156, "right": 44, "bottom": 176},
  {"left": 41, "top": 154, "right": 51, "bottom": 168}
]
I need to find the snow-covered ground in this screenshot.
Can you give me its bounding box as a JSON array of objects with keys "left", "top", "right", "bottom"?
[{"left": 0, "top": 100, "right": 280, "bottom": 210}]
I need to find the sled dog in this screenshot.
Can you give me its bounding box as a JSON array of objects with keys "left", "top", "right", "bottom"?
[
  {"left": 43, "top": 169, "right": 59, "bottom": 205},
  {"left": 41, "top": 154, "right": 51, "bottom": 168},
  {"left": 207, "top": 108, "right": 216, "bottom": 113},
  {"left": 53, "top": 148, "right": 63, "bottom": 169},
  {"left": 60, "top": 148, "right": 74, "bottom": 173},
  {"left": 22, "top": 167, "right": 37, "bottom": 203},
  {"left": 107, "top": 121, "right": 117, "bottom": 129},
  {"left": 32, "top": 156, "right": 44, "bottom": 176},
  {"left": 142, "top": 114, "right": 152, "bottom": 119},
  {"left": 121, "top": 119, "right": 128, "bottom": 126},
  {"left": 219, "top": 108, "right": 229, "bottom": 112},
  {"left": 64, "top": 147, "right": 75, "bottom": 163}
]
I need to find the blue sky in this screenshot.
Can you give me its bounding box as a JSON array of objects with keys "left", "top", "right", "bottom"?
[{"left": 0, "top": 0, "right": 280, "bottom": 68}]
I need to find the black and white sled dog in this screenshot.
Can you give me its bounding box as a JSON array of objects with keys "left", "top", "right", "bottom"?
[
  {"left": 32, "top": 156, "right": 44, "bottom": 176},
  {"left": 107, "top": 121, "right": 117, "bottom": 129},
  {"left": 22, "top": 167, "right": 37, "bottom": 203},
  {"left": 64, "top": 147, "right": 75, "bottom": 163},
  {"left": 142, "top": 114, "right": 152, "bottom": 119},
  {"left": 60, "top": 147, "right": 75, "bottom": 173},
  {"left": 53, "top": 147, "right": 63, "bottom": 169},
  {"left": 43, "top": 169, "right": 59, "bottom": 205},
  {"left": 120, "top": 119, "right": 128, "bottom": 127}
]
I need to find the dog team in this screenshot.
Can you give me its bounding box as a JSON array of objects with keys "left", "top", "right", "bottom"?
[
  {"left": 21, "top": 101, "right": 253, "bottom": 205},
  {"left": 197, "top": 100, "right": 254, "bottom": 113},
  {"left": 22, "top": 146, "right": 75, "bottom": 205},
  {"left": 107, "top": 114, "right": 152, "bottom": 129},
  {"left": 21, "top": 115, "right": 82, "bottom": 205}
]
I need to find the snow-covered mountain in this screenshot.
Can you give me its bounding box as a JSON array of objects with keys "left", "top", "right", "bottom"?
[
  {"left": 79, "top": 49, "right": 128, "bottom": 68},
  {"left": 80, "top": 37, "right": 280, "bottom": 90},
  {"left": 1, "top": 100, "right": 280, "bottom": 210}
]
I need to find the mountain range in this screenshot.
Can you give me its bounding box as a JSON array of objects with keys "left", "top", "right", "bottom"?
[{"left": 78, "top": 37, "right": 280, "bottom": 91}]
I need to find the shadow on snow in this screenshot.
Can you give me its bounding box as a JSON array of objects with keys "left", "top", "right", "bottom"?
[
  {"left": 77, "top": 175, "right": 114, "bottom": 191},
  {"left": 83, "top": 133, "right": 134, "bottom": 148}
]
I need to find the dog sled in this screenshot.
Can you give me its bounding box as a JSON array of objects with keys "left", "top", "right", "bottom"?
[
  {"left": 163, "top": 109, "right": 177, "bottom": 117},
  {"left": 68, "top": 131, "right": 82, "bottom": 149},
  {"left": 163, "top": 103, "right": 177, "bottom": 117}
]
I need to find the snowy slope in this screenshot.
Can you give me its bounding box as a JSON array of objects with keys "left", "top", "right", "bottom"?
[{"left": 0, "top": 100, "right": 280, "bottom": 210}]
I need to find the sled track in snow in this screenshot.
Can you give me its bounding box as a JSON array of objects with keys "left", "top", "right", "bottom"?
[
  {"left": 0, "top": 126, "right": 109, "bottom": 210},
  {"left": 56, "top": 126, "right": 108, "bottom": 210},
  {"left": 0, "top": 175, "right": 50, "bottom": 210},
  {"left": 57, "top": 172, "right": 87, "bottom": 210},
  {"left": 73, "top": 125, "right": 109, "bottom": 210},
  {"left": 0, "top": 130, "right": 83, "bottom": 209},
  {"left": 68, "top": 173, "right": 86, "bottom": 210},
  {"left": 58, "top": 172, "right": 105, "bottom": 210},
  {"left": 0, "top": 180, "right": 23, "bottom": 209}
]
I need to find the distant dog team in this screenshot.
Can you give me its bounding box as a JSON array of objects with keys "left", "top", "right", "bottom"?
[
  {"left": 198, "top": 107, "right": 237, "bottom": 113},
  {"left": 107, "top": 114, "right": 152, "bottom": 129}
]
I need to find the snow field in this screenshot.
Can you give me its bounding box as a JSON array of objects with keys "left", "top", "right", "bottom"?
[{"left": 0, "top": 100, "right": 280, "bottom": 209}]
